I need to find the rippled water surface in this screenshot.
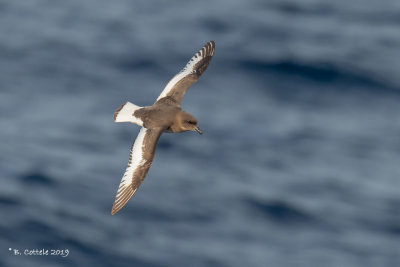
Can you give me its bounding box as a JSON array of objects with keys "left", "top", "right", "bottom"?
[{"left": 1, "top": 1, "right": 400, "bottom": 266}]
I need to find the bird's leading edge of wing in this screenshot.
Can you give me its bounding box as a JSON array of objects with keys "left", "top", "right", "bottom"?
[
  {"left": 111, "top": 127, "right": 164, "bottom": 215},
  {"left": 156, "top": 40, "right": 215, "bottom": 104}
]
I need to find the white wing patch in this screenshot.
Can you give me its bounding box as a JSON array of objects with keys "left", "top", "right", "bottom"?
[
  {"left": 114, "top": 102, "right": 143, "bottom": 126},
  {"left": 111, "top": 127, "right": 147, "bottom": 214},
  {"left": 157, "top": 41, "right": 215, "bottom": 101}
]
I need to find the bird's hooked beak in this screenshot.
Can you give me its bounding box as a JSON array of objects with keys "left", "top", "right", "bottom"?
[{"left": 194, "top": 126, "right": 203, "bottom": 135}]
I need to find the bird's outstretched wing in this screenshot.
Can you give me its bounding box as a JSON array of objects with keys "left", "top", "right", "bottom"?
[
  {"left": 156, "top": 40, "right": 215, "bottom": 104},
  {"left": 111, "top": 127, "right": 163, "bottom": 215}
]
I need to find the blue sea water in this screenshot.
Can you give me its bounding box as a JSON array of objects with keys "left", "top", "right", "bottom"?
[{"left": 1, "top": 0, "right": 400, "bottom": 266}]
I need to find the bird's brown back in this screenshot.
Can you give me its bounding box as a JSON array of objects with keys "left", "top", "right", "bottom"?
[{"left": 134, "top": 97, "right": 182, "bottom": 129}]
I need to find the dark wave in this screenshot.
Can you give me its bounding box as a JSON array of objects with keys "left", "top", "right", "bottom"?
[
  {"left": 19, "top": 219, "right": 54, "bottom": 233},
  {"left": 272, "top": 2, "right": 335, "bottom": 16},
  {"left": 238, "top": 59, "right": 398, "bottom": 91},
  {"left": 198, "top": 17, "right": 230, "bottom": 33},
  {"left": 244, "top": 197, "right": 316, "bottom": 225},
  {"left": 19, "top": 172, "right": 56, "bottom": 186},
  {"left": 116, "top": 58, "right": 158, "bottom": 72},
  {"left": 125, "top": 205, "right": 213, "bottom": 223},
  {"left": 0, "top": 195, "right": 21, "bottom": 206}
]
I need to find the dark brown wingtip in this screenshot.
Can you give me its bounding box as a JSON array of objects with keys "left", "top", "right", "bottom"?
[
  {"left": 193, "top": 41, "right": 215, "bottom": 76},
  {"left": 208, "top": 40, "right": 215, "bottom": 50},
  {"left": 111, "top": 199, "right": 120, "bottom": 215},
  {"left": 111, "top": 204, "right": 121, "bottom": 215},
  {"left": 204, "top": 40, "right": 215, "bottom": 57},
  {"left": 111, "top": 192, "right": 130, "bottom": 215}
]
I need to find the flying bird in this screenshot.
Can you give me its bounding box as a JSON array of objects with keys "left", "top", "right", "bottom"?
[{"left": 111, "top": 41, "right": 215, "bottom": 215}]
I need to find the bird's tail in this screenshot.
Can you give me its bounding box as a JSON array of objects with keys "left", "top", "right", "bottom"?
[{"left": 113, "top": 102, "right": 143, "bottom": 126}]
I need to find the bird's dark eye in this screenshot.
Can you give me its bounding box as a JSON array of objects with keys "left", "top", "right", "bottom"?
[{"left": 187, "top": 120, "right": 195, "bottom": 125}]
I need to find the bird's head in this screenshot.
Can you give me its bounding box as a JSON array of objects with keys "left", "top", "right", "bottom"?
[{"left": 180, "top": 112, "right": 202, "bottom": 134}]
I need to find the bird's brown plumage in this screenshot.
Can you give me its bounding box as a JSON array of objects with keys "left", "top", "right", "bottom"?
[{"left": 111, "top": 41, "right": 215, "bottom": 214}]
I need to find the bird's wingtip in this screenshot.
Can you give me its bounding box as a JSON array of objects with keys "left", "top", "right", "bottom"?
[{"left": 111, "top": 207, "right": 118, "bottom": 215}]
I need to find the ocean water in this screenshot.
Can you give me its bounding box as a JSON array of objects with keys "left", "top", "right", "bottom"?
[{"left": 1, "top": 0, "right": 400, "bottom": 266}]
